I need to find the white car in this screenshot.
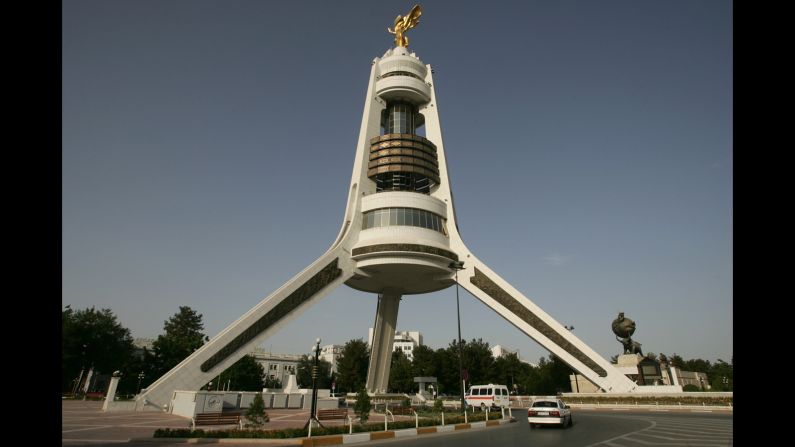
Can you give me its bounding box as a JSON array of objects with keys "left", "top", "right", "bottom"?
[{"left": 527, "top": 397, "right": 572, "bottom": 428}]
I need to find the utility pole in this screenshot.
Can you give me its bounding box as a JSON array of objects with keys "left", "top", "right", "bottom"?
[{"left": 449, "top": 261, "right": 466, "bottom": 412}]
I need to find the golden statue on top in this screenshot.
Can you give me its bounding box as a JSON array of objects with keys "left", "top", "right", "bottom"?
[{"left": 388, "top": 5, "right": 422, "bottom": 48}]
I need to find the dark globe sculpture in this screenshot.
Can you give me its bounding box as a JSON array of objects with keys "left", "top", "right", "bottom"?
[
  {"left": 611, "top": 312, "right": 636, "bottom": 338},
  {"left": 612, "top": 312, "right": 643, "bottom": 356}
]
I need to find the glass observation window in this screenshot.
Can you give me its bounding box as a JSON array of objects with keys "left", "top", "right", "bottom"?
[
  {"left": 362, "top": 207, "right": 447, "bottom": 235},
  {"left": 381, "top": 71, "right": 422, "bottom": 80},
  {"left": 374, "top": 172, "right": 432, "bottom": 193},
  {"left": 385, "top": 102, "right": 416, "bottom": 134}
]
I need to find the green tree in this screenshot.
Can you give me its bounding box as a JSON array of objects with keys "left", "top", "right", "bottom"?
[
  {"left": 528, "top": 355, "right": 571, "bottom": 394},
  {"left": 118, "top": 346, "right": 159, "bottom": 395},
  {"left": 683, "top": 358, "right": 712, "bottom": 374},
  {"left": 244, "top": 393, "right": 269, "bottom": 427},
  {"left": 62, "top": 306, "right": 135, "bottom": 393},
  {"left": 296, "top": 355, "right": 332, "bottom": 389},
  {"left": 668, "top": 353, "right": 685, "bottom": 368},
  {"left": 152, "top": 306, "right": 207, "bottom": 376},
  {"left": 548, "top": 355, "right": 574, "bottom": 393},
  {"left": 388, "top": 349, "right": 414, "bottom": 393},
  {"left": 411, "top": 345, "right": 438, "bottom": 378},
  {"left": 491, "top": 353, "right": 526, "bottom": 391},
  {"left": 518, "top": 362, "right": 541, "bottom": 395},
  {"left": 336, "top": 339, "right": 370, "bottom": 393},
  {"left": 354, "top": 388, "right": 371, "bottom": 423},
  {"left": 220, "top": 355, "right": 265, "bottom": 391},
  {"left": 435, "top": 342, "right": 461, "bottom": 395},
  {"left": 708, "top": 359, "right": 733, "bottom": 391},
  {"left": 461, "top": 338, "right": 495, "bottom": 385},
  {"left": 264, "top": 376, "right": 283, "bottom": 389}
]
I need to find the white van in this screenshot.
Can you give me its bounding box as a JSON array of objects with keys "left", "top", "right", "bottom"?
[{"left": 465, "top": 384, "right": 510, "bottom": 410}]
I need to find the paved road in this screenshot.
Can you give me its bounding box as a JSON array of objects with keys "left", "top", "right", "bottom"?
[
  {"left": 63, "top": 401, "right": 732, "bottom": 447},
  {"left": 365, "top": 410, "right": 733, "bottom": 447}
]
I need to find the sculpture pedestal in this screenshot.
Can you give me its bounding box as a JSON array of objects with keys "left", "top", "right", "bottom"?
[
  {"left": 617, "top": 354, "right": 641, "bottom": 366},
  {"left": 615, "top": 354, "right": 642, "bottom": 377}
]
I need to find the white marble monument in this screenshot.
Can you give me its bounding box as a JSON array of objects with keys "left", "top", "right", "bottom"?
[{"left": 133, "top": 6, "right": 640, "bottom": 412}]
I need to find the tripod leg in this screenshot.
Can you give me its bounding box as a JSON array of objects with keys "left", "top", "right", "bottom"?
[
  {"left": 366, "top": 291, "right": 402, "bottom": 394},
  {"left": 137, "top": 248, "right": 355, "bottom": 410},
  {"left": 453, "top": 254, "right": 637, "bottom": 393}
]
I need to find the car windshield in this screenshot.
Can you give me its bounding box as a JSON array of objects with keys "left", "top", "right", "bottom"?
[{"left": 532, "top": 401, "right": 558, "bottom": 408}]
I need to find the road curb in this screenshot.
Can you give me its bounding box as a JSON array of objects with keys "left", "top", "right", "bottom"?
[
  {"left": 131, "top": 418, "right": 517, "bottom": 446},
  {"left": 571, "top": 404, "right": 733, "bottom": 412},
  {"left": 129, "top": 438, "right": 302, "bottom": 444},
  {"left": 303, "top": 418, "right": 514, "bottom": 446}
]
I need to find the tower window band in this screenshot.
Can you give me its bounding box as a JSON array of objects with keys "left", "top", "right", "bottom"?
[
  {"left": 362, "top": 207, "right": 447, "bottom": 235},
  {"left": 386, "top": 102, "right": 416, "bottom": 134},
  {"left": 370, "top": 101, "right": 437, "bottom": 194},
  {"left": 374, "top": 172, "right": 431, "bottom": 193}
]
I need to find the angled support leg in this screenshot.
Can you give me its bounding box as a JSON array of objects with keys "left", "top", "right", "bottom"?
[
  {"left": 452, "top": 253, "right": 638, "bottom": 393},
  {"left": 135, "top": 247, "right": 355, "bottom": 411},
  {"left": 366, "top": 292, "right": 402, "bottom": 394}
]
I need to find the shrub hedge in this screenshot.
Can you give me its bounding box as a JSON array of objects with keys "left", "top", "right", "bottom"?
[{"left": 153, "top": 411, "right": 495, "bottom": 439}]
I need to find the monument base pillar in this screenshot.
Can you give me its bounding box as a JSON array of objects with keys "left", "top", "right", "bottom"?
[{"left": 366, "top": 292, "right": 401, "bottom": 394}]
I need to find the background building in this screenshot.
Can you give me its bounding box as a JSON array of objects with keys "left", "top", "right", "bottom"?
[
  {"left": 368, "top": 329, "right": 423, "bottom": 361},
  {"left": 490, "top": 344, "right": 517, "bottom": 358},
  {"left": 249, "top": 349, "right": 301, "bottom": 385},
  {"left": 491, "top": 344, "right": 536, "bottom": 367},
  {"left": 319, "top": 344, "right": 344, "bottom": 373}
]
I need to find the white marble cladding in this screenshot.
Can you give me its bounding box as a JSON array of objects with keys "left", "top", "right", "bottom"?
[
  {"left": 617, "top": 354, "right": 642, "bottom": 366},
  {"left": 375, "top": 76, "right": 431, "bottom": 105},
  {"left": 196, "top": 391, "right": 225, "bottom": 413},
  {"left": 376, "top": 76, "right": 431, "bottom": 105},
  {"left": 354, "top": 225, "right": 450, "bottom": 252},
  {"left": 361, "top": 191, "right": 447, "bottom": 217},
  {"left": 238, "top": 392, "right": 261, "bottom": 409},
  {"left": 378, "top": 49, "right": 427, "bottom": 79},
  {"left": 170, "top": 391, "right": 199, "bottom": 418},
  {"left": 376, "top": 47, "right": 430, "bottom": 104}
]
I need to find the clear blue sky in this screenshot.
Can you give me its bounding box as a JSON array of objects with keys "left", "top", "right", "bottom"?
[{"left": 63, "top": 0, "right": 732, "bottom": 365}]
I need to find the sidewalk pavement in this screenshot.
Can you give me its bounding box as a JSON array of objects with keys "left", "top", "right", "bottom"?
[
  {"left": 61, "top": 399, "right": 419, "bottom": 445},
  {"left": 63, "top": 400, "right": 191, "bottom": 444}
]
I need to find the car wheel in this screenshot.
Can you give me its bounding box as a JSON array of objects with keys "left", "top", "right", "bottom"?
[{"left": 561, "top": 418, "right": 567, "bottom": 429}]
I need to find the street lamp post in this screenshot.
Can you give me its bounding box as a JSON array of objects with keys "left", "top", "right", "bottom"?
[
  {"left": 304, "top": 338, "right": 324, "bottom": 429},
  {"left": 449, "top": 261, "right": 466, "bottom": 413}
]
